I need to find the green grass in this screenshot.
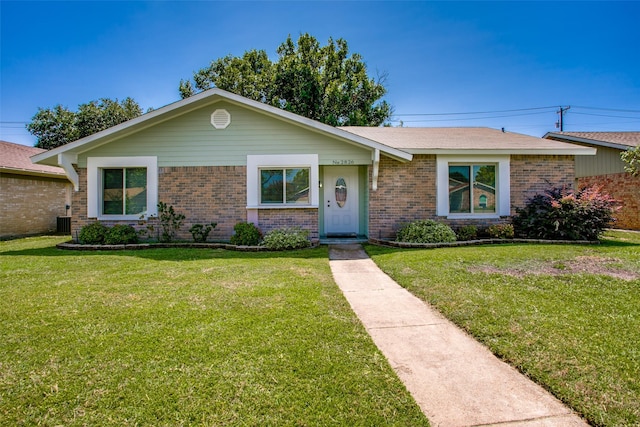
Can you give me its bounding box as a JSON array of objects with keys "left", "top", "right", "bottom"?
[
  {"left": 0, "top": 236, "right": 429, "bottom": 426},
  {"left": 366, "top": 230, "right": 640, "bottom": 427}
]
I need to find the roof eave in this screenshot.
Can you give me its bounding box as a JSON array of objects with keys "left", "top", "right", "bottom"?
[
  {"left": 404, "top": 148, "right": 597, "bottom": 155},
  {"left": 0, "top": 166, "right": 68, "bottom": 179},
  {"left": 543, "top": 132, "right": 632, "bottom": 151}
]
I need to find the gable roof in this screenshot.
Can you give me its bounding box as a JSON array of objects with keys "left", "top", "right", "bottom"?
[
  {"left": 340, "top": 127, "right": 596, "bottom": 155},
  {"left": 31, "top": 88, "right": 412, "bottom": 167},
  {"left": 0, "top": 140, "right": 67, "bottom": 178},
  {"left": 544, "top": 131, "right": 640, "bottom": 150}
]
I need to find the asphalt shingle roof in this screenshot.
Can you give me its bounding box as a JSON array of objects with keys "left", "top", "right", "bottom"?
[
  {"left": 0, "top": 140, "right": 66, "bottom": 176},
  {"left": 550, "top": 132, "right": 640, "bottom": 148},
  {"left": 338, "top": 127, "right": 589, "bottom": 152}
]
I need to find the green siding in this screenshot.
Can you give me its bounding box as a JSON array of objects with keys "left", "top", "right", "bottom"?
[
  {"left": 78, "top": 101, "right": 372, "bottom": 167},
  {"left": 576, "top": 146, "right": 626, "bottom": 177}
]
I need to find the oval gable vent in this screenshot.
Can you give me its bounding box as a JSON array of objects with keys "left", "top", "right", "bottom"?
[{"left": 211, "top": 109, "right": 231, "bottom": 129}]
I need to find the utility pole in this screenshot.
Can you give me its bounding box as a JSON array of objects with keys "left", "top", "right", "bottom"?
[{"left": 556, "top": 106, "right": 570, "bottom": 131}]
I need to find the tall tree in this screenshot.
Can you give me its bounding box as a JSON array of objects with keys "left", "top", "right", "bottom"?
[
  {"left": 27, "top": 97, "right": 143, "bottom": 150},
  {"left": 179, "top": 34, "right": 392, "bottom": 126},
  {"left": 621, "top": 146, "right": 640, "bottom": 177}
]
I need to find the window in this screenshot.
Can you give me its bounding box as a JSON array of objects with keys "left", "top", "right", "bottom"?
[
  {"left": 436, "top": 155, "right": 510, "bottom": 217},
  {"left": 260, "top": 168, "right": 310, "bottom": 205},
  {"left": 246, "top": 155, "right": 319, "bottom": 208},
  {"left": 87, "top": 157, "right": 158, "bottom": 220},
  {"left": 102, "top": 167, "right": 147, "bottom": 215},
  {"left": 448, "top": 164, "right": 496, "bottom": 214}
]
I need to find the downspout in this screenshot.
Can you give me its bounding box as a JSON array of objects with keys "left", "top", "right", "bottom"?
[
  {"left": 371, "top": 148, "right": 380, "bottom": 191},
  {"left": 58, "top": 153, "right": 79, "bottom": 191}
]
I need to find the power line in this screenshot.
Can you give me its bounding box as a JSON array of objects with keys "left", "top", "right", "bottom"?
[{"left": 394, "top": 106, "right": 557, "bottom": 117}]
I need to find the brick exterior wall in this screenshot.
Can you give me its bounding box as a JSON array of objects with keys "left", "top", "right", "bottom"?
[
  {"left": 369, "top": 155, "right": 437, "bottom": 239},
  {"left": 257, "top": 209, "right": 319, "bottom": 241},
  {"left": 368, "top": 154, "right": 576, "bottom": 239},
  {"left": 1, "top": 173, "right": 71, "bottom": 239},
  {"left": 509, "top": 155, "right": 575, "bottom": 215},
  {"left": 72, "top": 166, "right": 248, "bottom": 241},
  {"left": 578, "top": 173, "right": 640, "bottom": 230},
  {"left": 71, "top": 165, "right": 318, "bottom": 242}
]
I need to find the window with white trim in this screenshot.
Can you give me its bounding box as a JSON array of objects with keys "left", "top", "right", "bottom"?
[
  {"left": 436, "top": 155, "right": 510, "bottom": 217},
  {"left": 247, "top": 154, "right": 319, "bottom": 208},
  {"left": 102, "top": 167, "right": 148, "bottom": 215},
  {"left": 448, "top": 164, "right": 496, "bottom": 214},
  {"left": 87, "top": 157, "right": 158, "bottom": 220},
  {"left": 260, "top": 168, "right": 310, "bottom": 205}
]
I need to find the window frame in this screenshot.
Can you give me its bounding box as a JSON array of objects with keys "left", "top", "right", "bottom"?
[
  {"left": 259, "top": 167, "right": 311, "bottom": 205},
  {"left": 247, "top": 154, "right": 319, "bottom": 209},
  {"left": 87, "top": 157, "right": 158, "bottom": 220},
  {"left": 436, "top": 155, "right": 510, "bottom": 218}
]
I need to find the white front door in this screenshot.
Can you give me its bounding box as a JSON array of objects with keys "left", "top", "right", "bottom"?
[{"left": 324, "top": 166, "right": 359, "bottom": 236}]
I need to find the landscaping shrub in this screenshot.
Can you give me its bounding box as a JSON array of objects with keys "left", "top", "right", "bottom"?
[
  {"left": 104, "top": 224, "right": 139, "bottom": 245},
  {"left": 78, "top": 222, "right": 109, "bottom": 244},
  {"left": 189, "top": 223, "right": 217, "bottom": 243},
  {"left": 262, "top": 227, "right": 311, "bottom": 250},
  {"left": 230, "top": 222, "right": 262, "bottom": 246},
  {"left": 456, "top": 225, "right": 478, "bottom": 241},
  {"left": 158, "top": 202, "right": 185, "bottom": 242},
  {"left": 396, "top": 219, "right": 457, "bottom": 244},
  {"left": 513, "top": 185, "right": 619, "bottom": 241},
  {"left": 487, "top": 223, "right": 514, "bottom": 239}
]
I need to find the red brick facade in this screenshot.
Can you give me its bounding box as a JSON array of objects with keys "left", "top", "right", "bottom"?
[
  {"left": 71, "top": 166, "right": 319, "bottom": 242},
  {"left": 578, "top": 173, "right": 639, "bottom": 230},
  {"left": 1, "top": 173, "right": 71, "bottom": 239},
  {"left": 368, "top": 155, "right": 437, "bottom": 239},
  {"left": 70, "top": 155, "right": 579, "bottom": 241},
  {"left": 367, "top": 154, "right": 576, "bottom": 239}
]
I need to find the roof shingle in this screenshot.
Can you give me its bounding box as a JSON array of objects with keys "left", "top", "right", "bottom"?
[{"left": 0, "top": 140, "right": 66, "bottom": 176}]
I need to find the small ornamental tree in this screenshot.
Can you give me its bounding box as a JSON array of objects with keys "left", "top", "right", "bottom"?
[{"left": 513, "top": 185, "right": 620, "bottom": 241}]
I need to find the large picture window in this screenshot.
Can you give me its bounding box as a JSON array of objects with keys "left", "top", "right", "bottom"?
[
  {"left": 102, "top": 167, "right": 148, "bottom": 215},
  {"left": 260, "top": 168, "right": 310, "bottom": 205},
  {"left": 436, "top": 156, "right": 509, "bottom": 218},
  {"left": 87, "top": 157, "right": 158, "bottom": 220},
  {"left": 448, "top": 164, "right": 496, "bottom": 214},
  {"left": 246, "top": 155, "right": 319, "bottom": 209}
]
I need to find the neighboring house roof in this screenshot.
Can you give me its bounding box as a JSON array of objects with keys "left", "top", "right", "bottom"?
[
  {"left": 544, "top": 131, "right": 640, "bottom": 150},
  {"left": 0, "top": 140, "right": 67, "bottom": 178},
  {"left": 340, "top": 127, "right": 596, "bottom": 155}
]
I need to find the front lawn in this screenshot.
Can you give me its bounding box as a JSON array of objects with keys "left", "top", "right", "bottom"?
[
  {"left": 366, "top": 230, "right": 640, "bottom": 426},
  {"left": 0, "top": 236, "right": 429, "bottom": 426}
]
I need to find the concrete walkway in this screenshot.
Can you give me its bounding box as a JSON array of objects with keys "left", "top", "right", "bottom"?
[{"left": 329, "top": 244, "right": 589, "bottom": 427}]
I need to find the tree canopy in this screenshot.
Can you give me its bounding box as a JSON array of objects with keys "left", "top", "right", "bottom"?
[
  {"left": 27, "top": 97, "right": 143, "bottom": 150},
  {"left": 621, "top": 146, "right": 640, "bottom": 177},
  {"left": 179, "top": 34, "right": 392, "bottom": 126}
]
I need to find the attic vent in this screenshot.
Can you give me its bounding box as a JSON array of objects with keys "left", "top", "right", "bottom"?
[{"left": 211, "top": 109, "right": 231, "bottom": 129}]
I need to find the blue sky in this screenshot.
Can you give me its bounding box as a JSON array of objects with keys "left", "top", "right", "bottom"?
[{"left": 2, "top": 1, "right": 639, "bottom": 146}]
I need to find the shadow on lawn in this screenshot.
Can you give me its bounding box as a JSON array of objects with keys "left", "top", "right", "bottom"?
[{"left": 0, "top": 243, "right": 330, "bottom": 262}]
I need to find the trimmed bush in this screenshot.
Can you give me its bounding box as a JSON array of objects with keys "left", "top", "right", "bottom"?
[
  {"left": 78, "top": 222, "right": 109, "bottom": 244},
  {"left": 487, "top": 223, "right": 514, "bottom": 239},
  {"left": 396, "top": 219, "right": 457, "bottom": 244},
  {"left": 230, "top": 222, "right": 262, "bottom": 246},
  {"left": 456, "top": 225, "right": 478, "bottom": 241},
  {"left": 513, "top": 185, "right": 619, "bottom": 241},
  {"left": 262, "top": 227, "right": 311, "bottom": 250},
  {"left": 104, "top": 224, "right": 139, "bottom": 245}
]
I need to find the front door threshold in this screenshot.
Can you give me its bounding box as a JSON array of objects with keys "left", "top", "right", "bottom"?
[{"left": 320, "top": 234, "right": 368, "bottom": 245}]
